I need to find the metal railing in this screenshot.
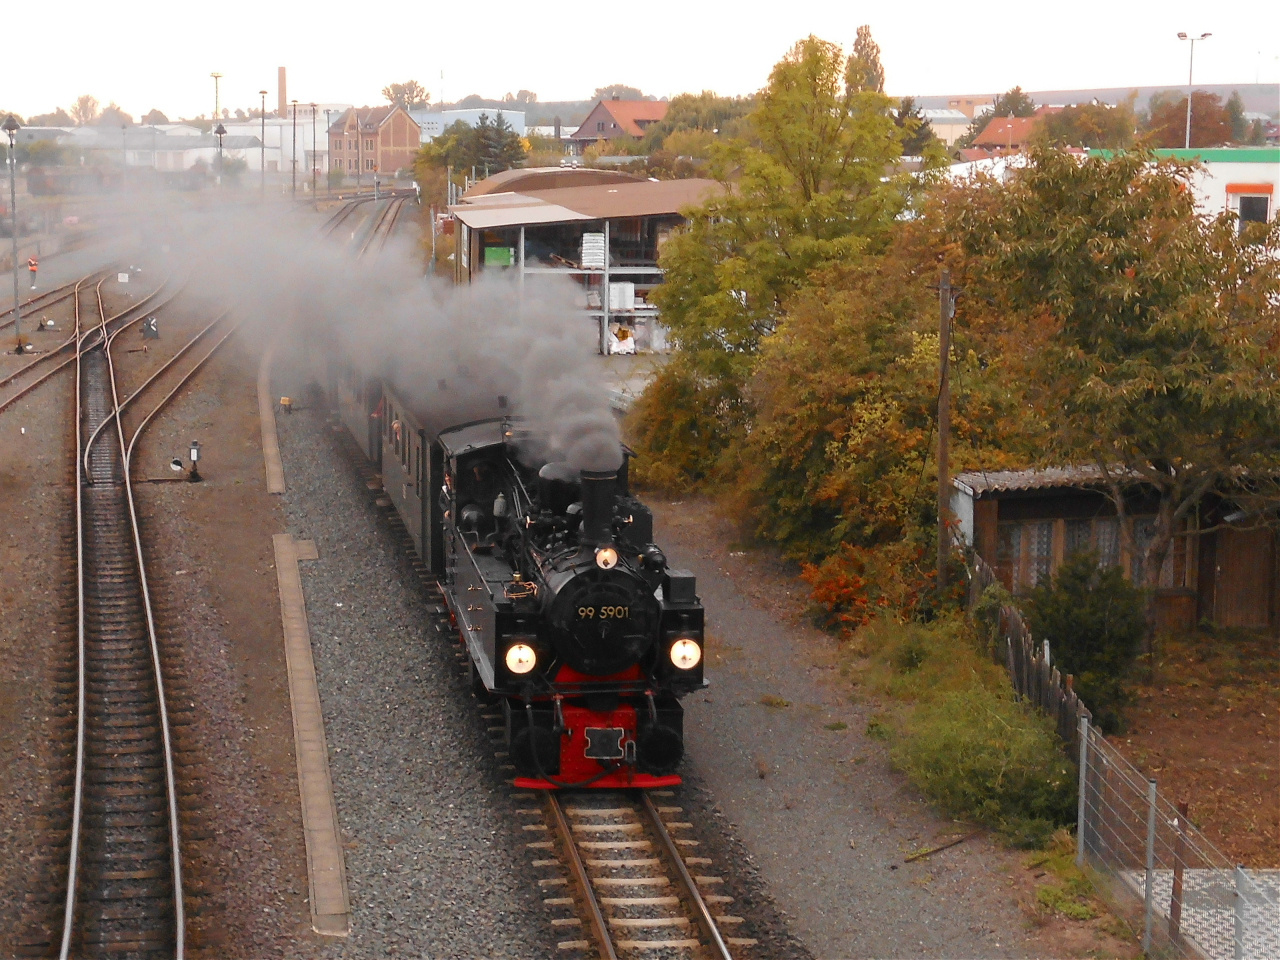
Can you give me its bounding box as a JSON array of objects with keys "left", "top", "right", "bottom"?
[
  {"left": 1077, "top": 717, "right": 1278, "bottom": 960},
  {"left": 964, "top": 553, "right": 1277, "bottom": 959}
]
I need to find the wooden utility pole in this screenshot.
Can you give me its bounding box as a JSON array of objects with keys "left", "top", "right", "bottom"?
[{"left": 937, "top": 268, "right": 952, "bottom": 591}]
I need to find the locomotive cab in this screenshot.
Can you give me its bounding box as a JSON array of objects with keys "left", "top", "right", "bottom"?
[{"left": 435, "top": 418, "right": 706, "bottom": 789}]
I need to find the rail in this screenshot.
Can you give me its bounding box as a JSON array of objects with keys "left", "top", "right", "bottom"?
[
  {"left": 543, "top": 789, "right": 737, "bottom": 960},
  {"left": 59, "top": 280, "right": 238, "bottom": 958}
]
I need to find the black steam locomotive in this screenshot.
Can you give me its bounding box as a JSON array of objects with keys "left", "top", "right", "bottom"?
[{"left": 331, "top": 368, "right": 705, "bottom": 789}]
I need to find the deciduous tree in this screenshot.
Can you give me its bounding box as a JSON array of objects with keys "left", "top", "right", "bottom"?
[
  {"left": 1036, "top": 100, "right": 1136, "bottom": 149},
  {"left": 71, "top": 95, "right": 99, "bottom": 126},
  {"left": 1144, "top": 91, "right": 1231, "bottom": 147},
  {"left": 27, "top": 107, "right": 73, "bottom": 126},
  {"left": 142, "top": 108, "right": 169, "bottom": 125},
  {"left": 850, "top": 24, "right": 885, "bottom": 94},
  {"left": 638, "top": 91, "right": 754, "bottom": 152},
  {"left": 97, "top": 102, "right": 133, "bottom": 126},
  {"left": 945, "top": 148, "right": 1280, "bottom": 594},
  {"left": 592, "top": 84, "right": 646, "bottom": 101},
  {"left": 632, "top": 33, "right": 915, "bottom": 481},
  {"left": 382, "top": 81, "right": 430, "bottom": 110}
]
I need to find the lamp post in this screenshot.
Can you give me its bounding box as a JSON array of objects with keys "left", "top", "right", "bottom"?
[
  {"left": 310, "top": 103, "right": 317, "bottom": 201},
  {"left": 259, "top": 89, "right": 268, "bottom": 197},
  {"left": 210, "top": 71, "right": 223, "bottom": 127},
  {"left": 290, "top": 100, "right": 298, "bottom": 200},
  {"left": 1177, "top": 32, "right": 1211, "bottom": 149},
  {"left": 356, "top": 111, "right": 363, "bottom": 192},
  {"left": 121, "top": 123, "right": 128, "bottom": 176},
  {"left": 4, "top": 114, "right": 22, "bottom": 351},
  {"left": 324, "top": 109, "right": 333, "bottom": 195},
  {"left": 214, "top": 123, "right": 226, "bottom": 189}
]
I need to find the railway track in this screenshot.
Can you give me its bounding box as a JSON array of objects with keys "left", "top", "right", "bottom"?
[
  {"left": 356, "top": 195, "right": 410, "bottom": 258},
  {"left": 0, "top": 276, "right": 172, "bottom": 416},
  {"left": 13, "top": 275, "right": 240, "bottom": 959},
  {"left": 1, "top": 270, "right": 111, "bottom": 335},
  {"left": 534, "top": 789, "right": 747, "bottom": 959}
]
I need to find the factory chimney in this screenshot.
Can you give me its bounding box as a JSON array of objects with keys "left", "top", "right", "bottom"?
[{"left": 278, "top": 67, "right": 287, "bottom": 118}]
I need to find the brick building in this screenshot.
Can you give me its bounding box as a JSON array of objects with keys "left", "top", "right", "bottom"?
[
  {"left": 567, "top": 99, "right": 668, "bottom": 151},
  {"left": 328, "top": 106, "right": 421, "bottom": 180}
]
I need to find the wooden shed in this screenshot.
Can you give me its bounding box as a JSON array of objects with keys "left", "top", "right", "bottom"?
[{"left": 951, "top": 467, "right": 1278, "bottom": 634}]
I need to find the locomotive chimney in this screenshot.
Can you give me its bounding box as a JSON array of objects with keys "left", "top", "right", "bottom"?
[{"left": 580, "top": 469, "right": 616, "bottom": 545}]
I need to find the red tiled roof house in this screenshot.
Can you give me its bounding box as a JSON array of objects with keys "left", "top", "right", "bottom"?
[{"left": 568, "top": 99, "right": 669, "bottom": 151}]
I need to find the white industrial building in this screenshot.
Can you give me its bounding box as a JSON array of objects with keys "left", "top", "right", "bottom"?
[{"left": 409, "top": 108, "right": 526, "bottom": 142}]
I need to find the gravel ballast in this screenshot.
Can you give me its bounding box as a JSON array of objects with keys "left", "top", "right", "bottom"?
[{"left": 271, "top": 355, "right": 556, "bottom": 959}]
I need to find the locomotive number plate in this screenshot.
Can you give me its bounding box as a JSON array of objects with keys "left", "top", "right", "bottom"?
[
  {"left": 584, "top": 727, "right": 626, "bottom": 760},
  {"left": 576, "top": 606, "right": 630, "bottom": 620}
]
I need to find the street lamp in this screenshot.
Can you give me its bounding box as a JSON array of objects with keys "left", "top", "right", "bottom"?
[
  {"left": 291, "top": 99, "right": 298, "bottom": 200},
  {"left": 324, "top": 109, "right": 333, "bottom": 196},
  {"left": 214, "top": 122, "right": 226, "bottom": 188},
  {"left": 259, "top": 89, "right": 268, "bottom": 197},
  {"left": 1177, "top": 32, "right": 1211, "bottom": 150},
  {"left": 210, "top": 72, "right": 223, "bottom": 127},
  {"left": 310, "top": 102, "right": 317, "bottom": 201},
  {"left": 4, "top": 114, "right": 22, "bottom": 351}
]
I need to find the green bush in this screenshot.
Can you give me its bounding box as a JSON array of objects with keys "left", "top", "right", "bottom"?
[
  {"left": 892, "top": 685, "right": 1077, "bottom": 847},
  {"left": 1023, "top": 551, "right": 1146, "bottom": 732}
]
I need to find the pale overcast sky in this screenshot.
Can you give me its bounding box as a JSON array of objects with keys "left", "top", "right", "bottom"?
[{"left": 3, "top": 0, "right": 1278, "bottom": 120}]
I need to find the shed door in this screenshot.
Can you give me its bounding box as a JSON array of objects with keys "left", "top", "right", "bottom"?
[{"left": 1214, "top": 528, "right": 1273, "bottom": 629}]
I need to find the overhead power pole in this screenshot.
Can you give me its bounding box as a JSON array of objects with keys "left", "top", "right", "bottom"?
[{"left": 937, "top": 268, "right": 953, "bottom": 592}]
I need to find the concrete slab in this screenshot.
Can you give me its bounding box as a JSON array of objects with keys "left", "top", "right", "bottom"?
[
  {"left": 272, "top": 533, "right": 350, "bottom": 937},
  {"left": 258, "top": 340, "right": 286, "bottom": 494}
]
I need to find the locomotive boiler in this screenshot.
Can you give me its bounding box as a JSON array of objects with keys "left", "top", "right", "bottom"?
[{"left": 376, "top": 381, "right": 705, "bottom": 789}]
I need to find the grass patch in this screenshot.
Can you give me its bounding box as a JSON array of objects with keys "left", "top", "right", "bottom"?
[
  {"left": 865, "top": 714, "right": 892, "bottom": 740},
  {"left": 759, "top": 694, "right": 790, "bottom": 709},
  {"left": 824, "top": 721, "right": 848, "bottom": 731},
  {"left": 846, "top": 613, "right": 1077, "bottom": 848},
  {"left": 1027, "top": 830, "right": 1103, "bottom": 922}
]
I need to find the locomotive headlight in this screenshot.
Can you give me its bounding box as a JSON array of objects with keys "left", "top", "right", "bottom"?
[
  {"left": 504, "top": 643, "right": 537, "bottom": 675},
  {"left": 669, "top": 637, "right": 702, "bottom": 670},
  {"left": 595, "top": 545, "right": 619, "bottom": 570}
]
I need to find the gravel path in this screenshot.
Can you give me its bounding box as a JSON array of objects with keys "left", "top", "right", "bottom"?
[
  {"left": 271, "top": 355, "right": 556, "bottom": 959},
  {"left": 655, "top": 501, "right": 1056, "bottom": 959}
]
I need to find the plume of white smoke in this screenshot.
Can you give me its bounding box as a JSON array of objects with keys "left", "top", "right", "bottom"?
[{"left": 116, "top": 195, "right": 623, "bottom": 471}]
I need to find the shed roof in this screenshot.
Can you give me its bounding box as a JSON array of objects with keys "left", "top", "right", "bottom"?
[
  {"left": 464, "top": 167, "right": 644, "bottom": 198},
  {"left": 449, "top": 177, "right": 721, "bottom": 229},
  {"left": 951, "top": 466, "right": 1130, "bottom": 497}
]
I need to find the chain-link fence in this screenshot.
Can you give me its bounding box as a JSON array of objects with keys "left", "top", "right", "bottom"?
[{"left": 1077, "top": 717, "right": 1279, "bottom": 959}]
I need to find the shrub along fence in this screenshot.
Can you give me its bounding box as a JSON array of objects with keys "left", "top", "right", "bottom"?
[
  {"left": 964, "top": 553, "right": 1279, "bottom": 958},
  {"left": 966, "top": 553, "right": 1091, "bottom": 752}
]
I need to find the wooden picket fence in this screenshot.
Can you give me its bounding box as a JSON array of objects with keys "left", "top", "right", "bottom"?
[{"left": 965, "top": 553, "right": 1093, "bottom": 751}]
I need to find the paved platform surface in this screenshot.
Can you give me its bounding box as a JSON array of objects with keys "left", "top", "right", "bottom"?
[
  {"left": 258, "top": 337, "right": 286, "bottom": 494},
  {"left": 273, "top": 533, "right": 350, "bottom": 937}
]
